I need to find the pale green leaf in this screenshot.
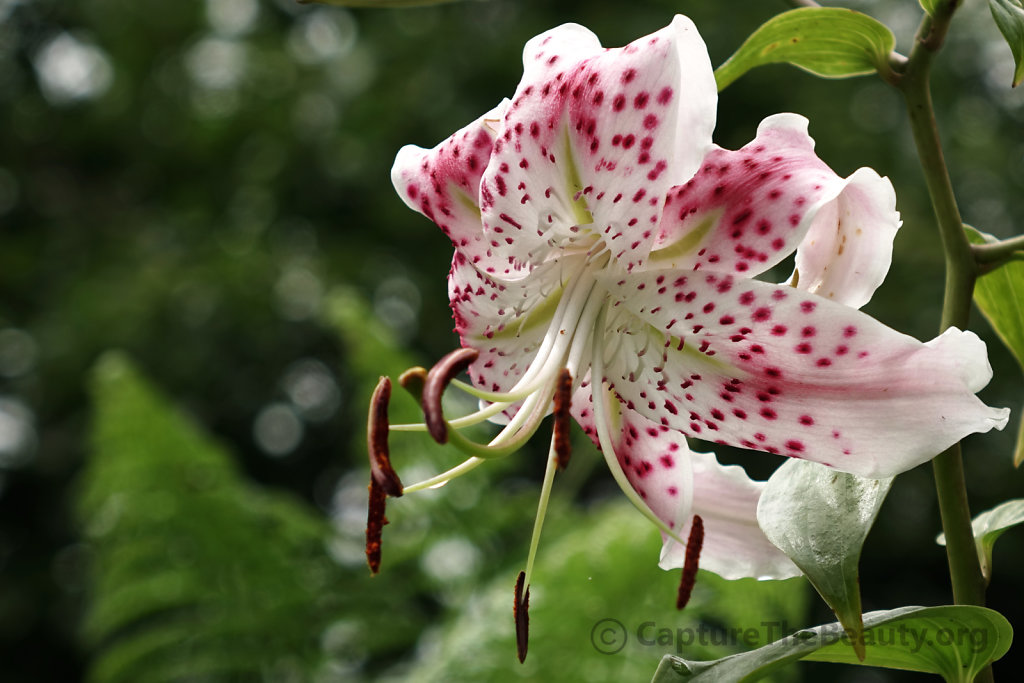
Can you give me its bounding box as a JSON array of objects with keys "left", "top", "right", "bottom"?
[
  {"left": 715, "top": 8, "right": 895, "bottom": 91},
  {"left": 989, "top": 0, "right": 1024, "bottom": 87},
  {"left": 651, "top": 605, "right": 1012, "bottom": 683},
  {"left": 937, "top": 498, "right": 1024, "bottom": 580},
  {"left": 756, "top": 459, "right": 892, "bottom": 659},
  {"left": 964, "top": 226, "right": 1024, "bottom": 465},
  {"left": 919, "top": 0, "right": 943, "bottom": 16}
]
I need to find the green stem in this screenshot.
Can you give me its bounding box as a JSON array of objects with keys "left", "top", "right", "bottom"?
[
  {"left": 896, "top": 0, "right": 991, "bottom": 631},
  {"left": 973, "top": 234, "right": 1024, "bottom": 265}
]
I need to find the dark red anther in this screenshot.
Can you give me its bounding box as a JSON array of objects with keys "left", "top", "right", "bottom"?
[
  {"left": 368, "top": 376, "right": 403, "bottom": 497},
  {"left": 398, "top": 366, "right": 428, "bottom": 402},
  {"left": 365, "top": 478, "right": 388, "bottom": 575},
  {"left": 676, "top": 514, "right": 705, "bottom": 610},
  {"left": 553, "top": 368, "right": 573, "bottom": 470},
  {"left": 423, "top": 347, "right": 479, "bottom": 444},
  {"left": 514, "top": 570, "right": 530, "bottom": 663}
]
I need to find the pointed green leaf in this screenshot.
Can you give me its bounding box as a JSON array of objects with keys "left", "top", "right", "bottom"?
[
  {"left": 715, "top": 8, "right": 896, "bottom": 91},
  {"left": 965, "top": 226, "right": 1024, "bottom": 465},
  {"left": 919, "top": 0, "right": 943, "bottom": 16},
  {"left": 756, "top": 459, "right": 893, "bottom": 659},
  {"left": 989, "top": 0, "right": 1024, "bottom": 87},
  {"left": 937, "top": 499, "right": 1024, "bottom": 580},
  {"left": 651, "top": 605, "right": 1012, "bottom": 683}
]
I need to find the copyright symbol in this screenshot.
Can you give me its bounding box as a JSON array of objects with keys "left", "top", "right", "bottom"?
[{"left": 591, "top": 618, "right": 627, "bottom": 655}]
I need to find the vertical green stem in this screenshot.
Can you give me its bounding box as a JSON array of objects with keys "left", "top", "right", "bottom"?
[{"left": 897, "top": 10, "right": 993, "bottom": 676}]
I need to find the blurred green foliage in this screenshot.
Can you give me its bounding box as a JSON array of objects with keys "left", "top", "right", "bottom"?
[
  {"left": 0, "top": 0, "right": 1022, "bottom": 681},
  {"left": 81, "top": 352, "right": 346, "bottom": 681}
]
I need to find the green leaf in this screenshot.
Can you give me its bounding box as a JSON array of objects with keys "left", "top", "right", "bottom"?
[
  {"left": 965, "top": 226, "right": 1024, "bottom": 465},
  {"left": 937, "top": 498, "right": 1024, "bottom": 580},
  {"left": 989, "top": 0, "right": 1024, "bottom": 87},
  {"left": 919, "top": 0, "right": 943, "bottom": 16},
  {"left": 756, "top": 459, "right": 892, "bottom": 659},
  {"left": 714, "top": 8, "right": 896, "bottom": 91},
  {"left": 651, "top": 605, "right": 1013, "bottom": 683}
]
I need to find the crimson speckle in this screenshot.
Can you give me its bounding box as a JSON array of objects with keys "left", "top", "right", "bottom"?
[
  {"left": 771, "top": 325, "right": 787, "bottom": 336},
  {"left": 657, "top": 86, "right": 673, "bottom": 104},
  {"left": 622, "top": 134, "right": 635, "bottom": 149},
  {"left": 802, "top": 326, "right": 816, "bottom": 337},
  {"left": 786, "top": 440, "right": 805, "bottom": 452},
  {"left": 795, "top": 343, "right": 812, "bottom": 354},
  {"left": 612, "top": 94, "right": 626, "bottom": 111},
  {"left": 801, "top": 301, "right": 817, "bottom": 313},
  {"left": 643, "top": 114, "right": 659, "bottom": 129},
  {"left": 660, "top": 455, "right": 675, "bottom": 468},
  {"left": 844, "top": 326, "right": 858, "bottom": 337},
  {"left": 634, "top": 92, "right": 650, "bottom": 109},
  {"left": 739, "top": 291, "right": 755, "bottom": 305},
  {"left": 816, "top": 358, "right": 833, "bottom": 367},
  {"left": 753, "top": 307, "right": 772, "bottom": 321},
  {"left": 622, "top": 68, "right": 637, "bottom": 83}
]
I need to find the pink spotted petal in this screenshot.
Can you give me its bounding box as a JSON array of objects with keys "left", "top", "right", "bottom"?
[
  {"left": 572, "top": 381, "right": 695, "bottom": 539},
  {"left": 391, "top": 100, "right": 508, "bottom": 270},
  {"left": 448, "top": 251, "right": 559, "bottom": 398},
  {"left": 572, "top": 384, "right": 797, "bottom": 580},
  {"left": 792, "top": 166, "right": 900, "bottom": 309},
  {"left": 479, "top": 15, "right": 717, "bottom": 276},
  {"left": 599, "top": 270, "right": 1010, "bottom": 478},
  {"left": 659, "top": 449, "right": 800, "bottom": 581},
  {"left": 651, "top": 114, "right": 879, "bottom": 279}
]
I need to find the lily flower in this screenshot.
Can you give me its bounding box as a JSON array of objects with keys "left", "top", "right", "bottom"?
[{"left": 374, "top": 15, "right": 1010, "bottom": 658}]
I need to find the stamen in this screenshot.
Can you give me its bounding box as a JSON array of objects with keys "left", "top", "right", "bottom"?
[
  {"left": 398, "top": 366, "right": 428, "bottom": 402},
  {"left": 402, "top": 456, "right": 485, "bottom": 494},
  {"left": 514, "top": 570, "right": 530, "bottom": 663},
  {"left": 365, "top": 478, "right": 388, "bottom": 574},
  {"left": 423, "top": 348, "right": 479, "bottom": 444},
  {"left": 553, "top": 368, "right": 573, "bottom": 470},
  {"left": 368, "top": 376, "right": 403, "bottom": 497},
  {"left": 675, "top": 515, "right": 705, "bottom": 610}
]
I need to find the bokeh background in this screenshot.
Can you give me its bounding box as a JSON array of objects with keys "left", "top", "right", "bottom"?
[{"left": 0, "top": 0, "right": 1021, "bottom": 680}]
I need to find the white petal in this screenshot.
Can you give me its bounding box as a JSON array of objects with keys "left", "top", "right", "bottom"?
[{"left": 659, "top": 449, "right": 801, "bottom": 580}]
